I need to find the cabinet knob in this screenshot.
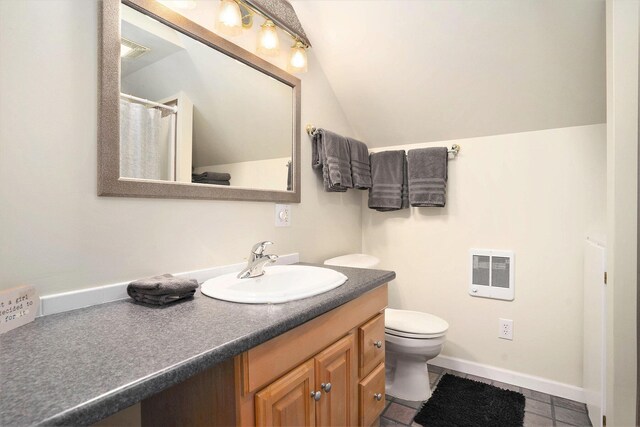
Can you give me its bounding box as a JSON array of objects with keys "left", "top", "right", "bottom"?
[
  {"left": 374, "top": 393, "right": 383, "bottom": 401},
  {"left": 321, "top": 382, "right": 332, "bottom": 393},
  {"left": 310, "top": 391, "right": 322, "bottom": 401},
  {"left": 374, "top": 340, "right": 383, "bottom": 349}
]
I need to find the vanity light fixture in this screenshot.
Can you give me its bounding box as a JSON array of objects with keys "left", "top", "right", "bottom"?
[
  {"left": 216, "top": 0, "right": 243, "bottom": 36},
  {"left": 257, "top": 20, "right": 280, "bottom": 56},
  {"left": 288, "top": 40, "right": 308, "bottom": 74},
  {"left": 214, "top": 0, "right": 311, "bottom": 72}
]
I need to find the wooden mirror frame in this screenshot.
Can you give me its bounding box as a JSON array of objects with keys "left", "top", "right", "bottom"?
[{"left": 99, "top": 0, "right": 301, "bottom": 202}]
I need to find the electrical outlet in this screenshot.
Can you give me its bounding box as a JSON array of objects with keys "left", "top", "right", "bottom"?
[
  {"left": 499, "top": 318, "right": 513, "bottom": 340},
  {"left": 275, "top": 204, "right": 291, "bottom": 227}
]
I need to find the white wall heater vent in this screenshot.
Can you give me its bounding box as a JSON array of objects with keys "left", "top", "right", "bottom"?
[{"left": 469, "top": 249, "right": 515, "bottom": 301}]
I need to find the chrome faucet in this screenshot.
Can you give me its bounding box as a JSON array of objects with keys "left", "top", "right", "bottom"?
[{"left": 237, "top": 241, "right": 278, "bottom": 279}]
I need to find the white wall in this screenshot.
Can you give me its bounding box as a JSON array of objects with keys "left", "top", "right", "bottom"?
[
  {"left": 194, "top": 157, "right": 290, "bottom": 191},
  {"left": 605, "top": 1, "right": 638, "bottom": 424},
  {"left": 294, "top": 0, "right": 606, "bottom": 148},
  {"left": 0, "top": 0, "right": 362, "bottom": 295},
  {"left": 362, "top": 125, "right": 606, "bottom": 387}
]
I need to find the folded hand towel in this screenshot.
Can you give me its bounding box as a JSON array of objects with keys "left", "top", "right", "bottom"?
[
  {"left": 313, "top": 129, "right": 353, "bottom": 192},
  {"left": 192, "top": 179, "right": 230, "bottom": 186},
  {"left": 127, "top": 274, "right": 199, "bottom": 306},
  {"left": 348, "top": 138, "right": 372, "bottom": 189},
  {"left": 192, "top": 172, "right": 231, "bottom": 181},
  {"left": 407, "top": 147, "right": 448, "bottom": 207},
  {"left": 129, "top": 290, "right": 196, "bottom": 306},
  {"left": 368, "top": 150, "right": 408, "bottom": 211}
]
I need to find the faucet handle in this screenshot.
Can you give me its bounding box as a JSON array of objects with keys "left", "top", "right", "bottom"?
[{"left": 251, "top": 241, "right": 273, "bottom": 255}]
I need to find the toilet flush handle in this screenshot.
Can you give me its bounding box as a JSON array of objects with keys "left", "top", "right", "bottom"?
[{"left": 374, "top": 340, "right": 383, "bottom": 348}]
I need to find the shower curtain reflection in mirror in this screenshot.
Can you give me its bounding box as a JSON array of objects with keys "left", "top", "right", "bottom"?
[{"left": 119, "top": 98, "right": 176, "bottom": 181}]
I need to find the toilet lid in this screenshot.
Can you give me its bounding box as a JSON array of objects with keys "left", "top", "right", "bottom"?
[{"left": 385, "top": 308, "right": 448, "bottom": 337}]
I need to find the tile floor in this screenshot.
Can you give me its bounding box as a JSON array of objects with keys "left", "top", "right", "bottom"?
[{"left": 381, "top": 365, "right": 593, "bottom": 427}]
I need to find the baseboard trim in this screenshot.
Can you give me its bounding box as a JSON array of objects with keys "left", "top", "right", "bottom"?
[
  {"left": 430, "top": 355, "right": 585, "bottom": 403},
  {"left": 39, "top": 253, "right": 300, "bottom": 317}
]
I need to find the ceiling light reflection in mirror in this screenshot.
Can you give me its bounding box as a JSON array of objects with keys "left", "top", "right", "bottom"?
[{"left": 119, "top": 4, "right": 294, "bottom": 192}]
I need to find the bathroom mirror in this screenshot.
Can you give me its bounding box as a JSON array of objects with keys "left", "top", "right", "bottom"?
[{"left": 99, "top": 0, "right": 301, "bottom": 202}]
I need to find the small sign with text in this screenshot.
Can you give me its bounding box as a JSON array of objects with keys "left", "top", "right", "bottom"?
[{"left": 0, "top": 285, "right": 39, "bottom": 335}]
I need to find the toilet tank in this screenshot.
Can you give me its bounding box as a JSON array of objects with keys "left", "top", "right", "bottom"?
[{"left": 324, "top": 254, "right": 380, "bottom": 269}]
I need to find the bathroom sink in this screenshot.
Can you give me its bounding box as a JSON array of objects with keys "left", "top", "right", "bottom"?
[{"left": 200, "top": 265, "right": 348, "bottom": 304}]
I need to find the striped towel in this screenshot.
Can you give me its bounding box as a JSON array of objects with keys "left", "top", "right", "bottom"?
[
  {"left": 407, "top": 147, "right": 448, "bottom": 207},
  {"left": 348, "top": 137, "right": 372, "bottom": 189},
  {"left": 368, "top": 150, "right": 408, "bottom": 211},
  {"left": 312, "top": 129, "right": 352, "bottom": 192}
]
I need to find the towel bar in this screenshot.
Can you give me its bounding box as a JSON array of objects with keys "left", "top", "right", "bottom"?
[{"left": 305, "top": 124, "right": 461, "bottom": 157}]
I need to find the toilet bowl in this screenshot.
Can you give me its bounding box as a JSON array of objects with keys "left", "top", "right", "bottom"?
[
  {"left": 323, "top": 254, "right": 449, "bottom": 402},
  {"left": 385, "top": 308, "right": 448, "bottom": 401}
]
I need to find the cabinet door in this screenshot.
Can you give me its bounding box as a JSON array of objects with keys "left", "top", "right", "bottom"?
[
  {"left": 359, "top": 363, "right": 386, "bottom": 427},
  {"left": 359, "top": 314, "right": 385, "bottom": 377},
  {"left": 315, "top": 334, "right": 356, "bottom": 426},
  {"left": 255, "top": 359, "right": 316, "bottom": 427}
]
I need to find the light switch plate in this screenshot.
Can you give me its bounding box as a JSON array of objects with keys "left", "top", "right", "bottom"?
[{"left": 275, "top": 204, "right": 291, "bottom": 227}]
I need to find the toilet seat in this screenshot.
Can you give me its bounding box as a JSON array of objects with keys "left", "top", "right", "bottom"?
[
  {"left": 385, "top": 328, "right": 446, "bottom": 339},
  {"left": 385, "top": 308, "right": 449, "bottom": 338}
]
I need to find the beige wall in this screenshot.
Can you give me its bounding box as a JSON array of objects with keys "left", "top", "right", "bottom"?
[
  {"left": 605, "top": 1, "right": 638, "bottom": 424},
  {"left": 362, "top": 125, "right": 606, "bottom": 387},
  {"left": 194, "top": 157, "right": 291, "bottom": 191},
  {"left": 0, "top": 0, "right": 362, "bottom": 295},
  {"left": 294, "top": 0, "right": 605, "bottom": 148}
]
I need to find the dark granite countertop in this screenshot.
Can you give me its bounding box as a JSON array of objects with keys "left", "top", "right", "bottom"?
[{"left": 0, "top": 264, "right": 394, "bottom": 426}]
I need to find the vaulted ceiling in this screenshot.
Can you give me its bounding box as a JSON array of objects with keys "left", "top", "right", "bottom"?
[{"left": 292, "top": 0, "right": 606, "bottom": 148}]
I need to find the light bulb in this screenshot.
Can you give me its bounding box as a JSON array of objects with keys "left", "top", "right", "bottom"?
[
  {"left": 257, "top": 20, "right": 280, "bottom": 56},
  {"left": 216, "top": 0, "right": 242, "bottom": 36},
  {"left": 288, "top": 41, "right": 307, "bottom": 73}
]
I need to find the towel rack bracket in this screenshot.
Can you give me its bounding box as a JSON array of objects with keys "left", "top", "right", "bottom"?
[{"left": 306, "top": 124, "right": 317, "bottom": 136}]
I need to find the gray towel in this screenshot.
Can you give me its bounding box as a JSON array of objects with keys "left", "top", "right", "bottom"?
[
  {"left": 368, "top": 150, "right": 408, "bottom": 211},
  {"left": 192, "top": 172, "right": 231, "bottom": 181},
  {"left": 312, "top": 129, "right": 353, "bottom": 192},
  {"left": 408, "top": 147, "right": 448, "bottom": 207},
  {"left": 348, "top": 138, "right": 372, "bottom": 189},
  {"left": 127, "top": 274, "right": 198, "bottom": 306},
  {"left": 193, "top": 179, "right": 230, "bottom": 186},
  {"left": 129, "top": 292, "right": 196, "bottom": 306}
]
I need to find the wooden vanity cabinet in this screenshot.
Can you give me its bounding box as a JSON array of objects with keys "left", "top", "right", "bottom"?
[
  {"left": 255, "top": 334, "right": 355, "bottom": 427},
  {"left": 141, "top": 284, "right": 388, "bottom": 427}
]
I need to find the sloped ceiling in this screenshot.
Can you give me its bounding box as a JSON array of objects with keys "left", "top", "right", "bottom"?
[{"left": 292, "top": 0, "right": 605, "bottom": 148}]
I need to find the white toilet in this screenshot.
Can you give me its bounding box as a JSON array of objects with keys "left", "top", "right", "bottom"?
[{"left": 324, "top": 254, "right": 449, "bottom": 401}]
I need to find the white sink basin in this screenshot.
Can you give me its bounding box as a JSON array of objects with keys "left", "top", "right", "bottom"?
[{"left": 200, "top": 265, "right": 348, "bottom": 304}]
